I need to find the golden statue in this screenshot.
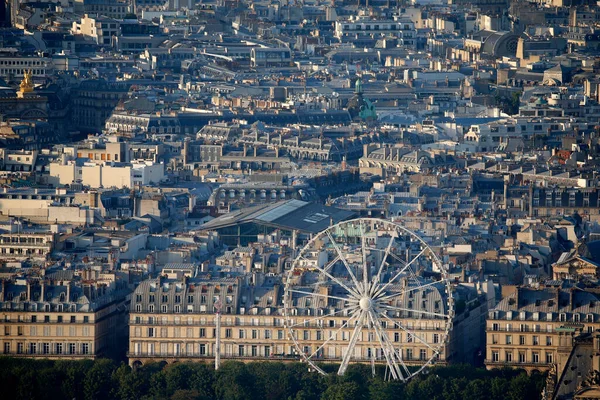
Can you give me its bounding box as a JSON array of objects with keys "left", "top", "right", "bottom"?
[{"left": 19, "top": 70, "right": 34, "bottom": 94}]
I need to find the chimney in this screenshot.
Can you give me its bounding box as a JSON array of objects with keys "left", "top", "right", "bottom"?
[
  {"left": 40, "top": 280, "right": 45, "bottom": 302},
  {"left": 0, "top": 280, "right": 5, "bottom": 302},
  {"left": 570, "top": 288, "right": 575, "bottom": 308},
  {"left": 66, "top": 281, "right": 71, "bottom": 302},
  {"left": 26, "top": 281, "right": 31, "bottom": 301}
]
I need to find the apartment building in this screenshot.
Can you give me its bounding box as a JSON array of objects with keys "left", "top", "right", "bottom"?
[
  {"left": 0, "top": 50, "right": 53, "bottom": 77},
  {"left": 485, "top": 283, "right": 600, "bottom": 373},
  {"left": 128, "top": 274, "right": 488, "bottom": 367},
  {"left": 0, "top": 273, "right": 129, "bottom": 359},
  {"left": 0, "top": 233, "right": 56, "bottom": 261},
  {"left": 334, "top": 17, "right": 416, "bottom": 45}
]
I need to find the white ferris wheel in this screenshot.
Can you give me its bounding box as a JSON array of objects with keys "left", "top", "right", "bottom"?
[{"left": 283, "top": 218, "right": 454, "bottom": 381}]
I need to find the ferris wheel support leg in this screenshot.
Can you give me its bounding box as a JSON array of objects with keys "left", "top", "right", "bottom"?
[
  {"left": 368, "top": 311, "right": 401, "bottom": 381},
  {"left": 337, "top": 312, "right": 364, "bottom": 376}
]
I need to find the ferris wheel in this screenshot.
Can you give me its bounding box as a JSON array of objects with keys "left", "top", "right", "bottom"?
[{"left": 283, "top": 218, "right": 454, "bottom": 381}]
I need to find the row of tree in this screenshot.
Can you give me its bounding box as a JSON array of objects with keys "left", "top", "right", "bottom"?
[{"left": 0, "top": 357, "right": 546, "bottom": 400}]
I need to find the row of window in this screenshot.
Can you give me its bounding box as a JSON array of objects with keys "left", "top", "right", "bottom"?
[
  {"left": 3, "top": 342, "right": 90, "bottom": 355},
  {"left": 341, "top": 24, "right": 413, "bottom": 31},
  {"left": 132, "top": 342, "right": 435, "bottom": 361},
  {"left": 491, "top": 350, "right": 553, "bottom": 364},
  {"left": 4, "top": 325, "right": 91, "bottom": 337},
  {"left": 491, "top": 334, "right": 552, "bottom": 346},
  {"left": 3, "top": 315, "right": 88, "bottom": 323},
  {"left": 491, "top": 310, "right": 596, "bottom": 325}
]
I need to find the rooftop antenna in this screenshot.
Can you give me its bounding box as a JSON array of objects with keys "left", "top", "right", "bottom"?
[{"left": 214, "top": 296, "right": 222, "bottom": 370}]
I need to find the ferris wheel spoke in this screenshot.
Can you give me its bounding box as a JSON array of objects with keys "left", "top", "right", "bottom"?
[
  {"left": 376, "top": 279, "right": 446, "bottom": 302},
  {"left": 374, "top": 248, "right": 426, "bottom": 298},
  {"left": 371, "top": 233, "right": 396, "bottom": 295},
  {"left": 306, "top": 314, "right": 356, "bottom": 361},
  {"left": 367, "top": 311, "right": 401, "bottom": 380},
  {"left": 380, "top": 312, "right": 436, "bottom": 353},
  {"left": 287, "top": 305, "right": 358, "bottom": 329},
  {"left": 322, "top": 254, "right": 341, "bottom": 274},
  {"left": 289, "top": 288, "right": 359, "bottom": 304},
  {"left": 325, "top": 230, "right": 362, "bottom": 293},
  {"left": 359, "top": 220, "right": 369, "bottom": 288},
  {"left": 298, "top": 255, "right": 360, "bottom": 297},
  {"left": 337, "top": 312, "right": 364, "bottom": 376},
  {"left": 396, "top": 349, "right": 412, "bottom": 378},
  {"left": 379, "top": 304, "right": 450, "bottom": 319}
]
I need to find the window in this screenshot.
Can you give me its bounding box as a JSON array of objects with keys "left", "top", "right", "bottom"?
[
  {"left": 492, "top": 351, "right": 499, "bottom": 362},
  {"left": 200, "top": 328, "right": 206, "bottom": 338},
  {"left": 148, "top": 328, "right": 155, "bottom": 337},
  {"left": 31, "top": 316, "right": 37, "bottom": 323},
  {"left": 519, "top": 335, "right": 525, "bottom": 345},
  {"left": 519, "top": 353, "right": 526, "bottom": 363},
  {"left": 17, "top": 343, "right": 23, "bottom": 354},
  {"left": 43, "top": 343, "right": 50, "bottom": 354},
  {"left": 239, "top": 330, "right": 245, "bottom": 339},
  {"left": 29, "top": 343, "right": 37, "bottom": 354},
  {"left": 533, "top": 336, "right": 539, "bottom": 345},
  {"left": 506, "top": 335, "right": 512, "bottom": 345},
  {"left": 532, "top": 352, "right": 539, "bottom": 363},
  {"left": 225, "top": 329, "right": 232, "bottom": 338},
  {"left": 56, "top": 343, "right": 62, "bottom": 354},
  {"left": 546, "top": 336, "right": 552, "bottom": 346},
  {"left": 394, "top": 332, "right": 400, "bottom": 342},
  {"left": 70, "top": 316, "right": 76, "bottom": 323},
  {"left": 83, "top": 316, "right": 89, "bottom": 323},
  {"left": 238, "top": 345, "right": 245, "bottom": 357},
  {"left": 3, "top": 343, "right": 9, "bottom": 354},
  {"left": 433, "top": 334, "right": 439, "bottom": 343},
  {"left": 252, "top": 330, "right": 258, "bottom": 339},
  {"left": 278, "top": 330, "right": 284, "bottom": 340},
  {"left": 546, "top": 352, "right": 553, "bottom": 363},
  {"left": 505, "top": 352, "right": 513, "bottom": 362},
  {"left": 419, "top": 349, "right": 426, "bottom": 360},
  {"left": 492, "top": 323, "right": 499, "bottom": 331}
]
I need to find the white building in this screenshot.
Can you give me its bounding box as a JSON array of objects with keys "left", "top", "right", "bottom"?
[
  {"left": 72, "top": 15, "right": 120, "bottom": 46},
  {"left": 49, "top": 161, "right": 165, "bottom": 189}
]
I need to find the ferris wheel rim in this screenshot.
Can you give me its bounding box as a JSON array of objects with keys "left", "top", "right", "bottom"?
[{"left": 283, "top": 217, "right": 454, "bottom": 381}]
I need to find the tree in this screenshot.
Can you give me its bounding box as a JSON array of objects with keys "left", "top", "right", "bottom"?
[
  {"left": 84, "top": 359, "right": 117, "bottom": 400},
  {"left": 321, "top": 381, "right": 362, "bottom": 400}
]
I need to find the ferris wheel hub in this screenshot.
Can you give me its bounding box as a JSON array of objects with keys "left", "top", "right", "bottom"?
[{"left": 359, "top": 296, "right": 373, "bottom": 311}]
